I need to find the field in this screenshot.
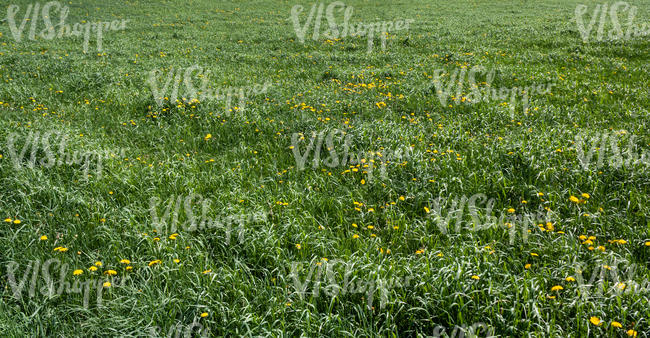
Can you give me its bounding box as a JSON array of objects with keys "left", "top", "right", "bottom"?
[{"left": 1, "top": 0, "right": 649, "bottom": 336}]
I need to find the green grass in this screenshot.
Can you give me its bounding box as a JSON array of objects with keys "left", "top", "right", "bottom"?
[{"left": 1, "top": 0, "right": 649, "bottom": 336}]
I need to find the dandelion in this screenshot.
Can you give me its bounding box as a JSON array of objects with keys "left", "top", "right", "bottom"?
[
  {"left": 471, "top": 275, "right": 480, "bottom": 280},
  {"left": 611, "top": 321, "right": 623, "bottom": 328},
  {"left": 125, "top": 266, "right": 133, "bottom": 271},
  {"left": 551, "top": 285, "right": 563, "bottom": 292},
  {"left": 200, "top": 312, "right": 208, "bottom": 318},
  {"left": 89, "top": 266, "right": 98, "bottom": 272},
  {"left": 581, "top": 193, "right": 590, "bottom": 199},
  {"left": 399, "top": 196, "right": 405, "bottom": 201},
  {"left": 104, "top": 270, "right": 117, "bottom": 276},
  {"left": 3, "top": 218, "right": 11, "bottom": 223},
  {"left": 507, "top": 208, "right": 515, "bottom": 213},
  {"left": 203, "top": 269, "right": 211, "bottom": 274},
  {"left": 148, "top": 260, "right": 162, "bottom": 267},
  {"left": 169, "top": 233, "right": 179, "bottom": 240},
  {"left": 103, "top": 282, "right": 111, "bottom": 288},
  {"left": 565, "top": 277, "right": 576, "bottom": 282},
  {"left": 173, "top": 259, "right": 180, "bottom": 263},
  {"left": 367, "top": 225, "right": 374, "bottom": 229},
  {"left": 590, "top": 316, "right": 601, "bottom": 326},
  {"left": 352, "top": 234, "right": 359, "bottom": 239},
  {"left": 295, "top": 244, "right": 301, "bottom": 249},
  {"left": 524, "top": 264, "right": 531, "bottom": 269},
  {"left": 204, "top": 133, "right": 212, "bottom": 141},
  {"left": 73, "top": 269, "right": 83, "bottom": 276},
  {"left": 40, "top": 235, "right": 48, "bottom": 241},
  {"left": 119, "top": 259, "right": 131, "bottom": 264},
  {"left": 627, "top": 330, "right": 637, "bottom": 337},
  {"left": 424, "top": 206, "right": 430, "bottom": 213},
  {"left": 569, "top": 196, "right": 580, "bottom": 203},
  {"left": 13, "top": 219, "right": 21, "bottom": 224}
]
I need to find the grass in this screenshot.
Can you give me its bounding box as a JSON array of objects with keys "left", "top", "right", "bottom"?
[{"left": 1, "top": 0, "right": 649, "bottom": 336}]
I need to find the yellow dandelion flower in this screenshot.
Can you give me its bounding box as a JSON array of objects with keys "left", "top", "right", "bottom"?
[
  {"left": 507, "top": 208, "right": 515, "bottom": 213},
  {"left": 89, "top": 266, "right": 98, "bottom": 272},
  {"left": 581, "top": 193, "right": 590, "bottom": 199},
  {"left": 94, "top": 261, "right": 102, "bottom": 267},
  {"left": 104, "top": 270, "right": 117, "bottom": 276},
  {"left": 125, "top": 266, "right": 133, "bottom": 271},
  {"left": 590, "top": 316, "right": 601, "bottom": 326},
  {"left": 73, "top": 269, "right": 83, "bottom": 276},
  {"left": 103, "top": 281, "right": 111, "bottom": 288},
  {"left": 611, "top": 321, "right": 623, "bottom": 328},
  {"left": 551, "top": 285, "right": 563, "bottom": 292},
  {"left": 424, "top": 206, "right": 430, "bottom": 213},
  {"left": 524, "top": 264, "right": 531, "bottom": 269},
  {"left": 566, "top": 277, "right": 576, "bottom": 282},
  {"left": 40, "top": 235, "right": 48, "bottom": 241},
  {"left": 627, "top": 329, "right": 637, "bottom": 337},
  {"left": 119, "top": 259, "right": 131, "bottom": 264},
  {"left": 471, "top": 275, "right": 480, "bottom": 280},
  {"left": 200, "top": 312, "right": 208, "bottom": 318},
  {"left": 352, "top": 234, "right": 359, "bottom": 239},
  {"left": 13, "top": 219, "right": 21, "bottom": 224},
  {"left": 148, "top": 259, "right": 162, "bottom": 266},
  {"left": 295, "top": 244, "right": 301, "bottom": 249},
  {"left": 569, "top": 196, "right": 580, "bottom": 203}
]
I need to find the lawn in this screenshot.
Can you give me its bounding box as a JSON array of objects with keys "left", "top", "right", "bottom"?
[{"left": 1, "top": 0, "right": 649, "bottom": 336}]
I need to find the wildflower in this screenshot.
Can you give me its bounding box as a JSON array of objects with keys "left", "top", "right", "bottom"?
[
  {"left": 590, "top": 316, "right": 601, "bottom": 326},
  {"left": 204, "top": 134, "right": 212, "bottom": 141},
  {"left": 424, "top": 206, "right": 430, "bottom": 213},
  {"left": 566, "top": 277, "right": 576, "bottom": 282},
  {"left": 200, "top": 312, "right": 208, "bottom": 318},
  {"left": 125, "top": 266, "right": 133, "bottom": 271},
  {"left": 95, "top": 261, "right": 103, "bottom": 267},
  {"left": 203, "top": 269, "right": 211, "bottom": 274},
  {"left": 627, "top": 330, "right": 637, "bottom": 337},
  {"left": 399, "top": 196, "right": 405, "bottom": 201},
  {"left": 295, "top": 244, "right": 301, "bottom": 250},
  {"left": 104, "top": 270, "right": 117, "bottom": 276},
  {"left": 507, "top": 208, "right": 515, "bottom": 213},
  {"left": 169, "top": 233, "right": 179, "bottom": 240},
  {"left": 551, "top": 285, "right": 563, "bottom": 292},
  {"left": 119, "top": 259, "right": 131, "bottom": 264},
  {"left": 581, "top": 193, "right": 590, "bottom": 199},
  {"left": 352, "top": 234, "right": 359, "bottom": 239},
  {"left": 4, "top": 218, "right": 11, "bottom": 223},
  {"left": 530, "top": 252, "right": 538, "bottom": 257},
  {"left": 103, "top": 282, "right": 111, "bottom": 288},
  {"left": 73, "top": 269, "right": 83, "bottom": 276},
  {"left": 173, "top": 259, "right": 180, "bottom": 263},
  {"left": 13, "top": 219, "right": 21, "bottom": 224},
  {"left": 148, "top": 260, "right": 162, "bottom": 266},
  {"left": 471, "top": 275, "right": 480, "bottom": 280},
  {"left": 367, "top": 225, "right": 374, "bottom": 229},
  {"left": 40, "top": 235, "right": 48, "bottom": 241},
  {"left": 89, "top": 266, "right": 98, "bottom": 272},
  {"left": 524, "top": 264, "right": 531, "bottom": 269},
  {"left": 569, "top": 196, "right": 580, "bottom": 203},
  {"left": 611, "top": 321, "right": 623, "bottom": 328}
]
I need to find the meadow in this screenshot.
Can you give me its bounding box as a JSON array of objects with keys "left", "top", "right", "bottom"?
[{"left": 0, "top": 0, "right": 649, "bottom": 336}]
